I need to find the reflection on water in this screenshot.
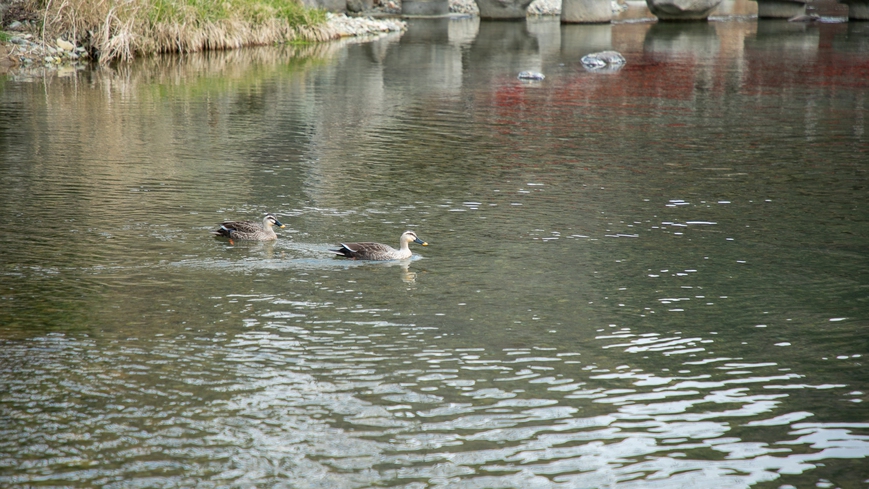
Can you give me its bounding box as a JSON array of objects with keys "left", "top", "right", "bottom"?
[{"left": 1, "top": 15, "right": 868, "bottom": 488}]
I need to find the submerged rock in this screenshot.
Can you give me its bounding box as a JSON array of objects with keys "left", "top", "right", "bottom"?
[{"left": 580, "top": 50, "right": 626, "bottom": 71}]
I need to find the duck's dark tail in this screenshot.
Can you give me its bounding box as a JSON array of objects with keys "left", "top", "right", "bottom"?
[
  {"left": 212, "top": 225, "right": 233, "bottom": 238},
  {"left": 330, "top": 244, "right": 356, "bottom": 259}
]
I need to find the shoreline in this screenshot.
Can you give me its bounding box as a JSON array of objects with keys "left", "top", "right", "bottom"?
[
  {"left": 0, "top": 0, "right": 563, "bottom": 76},
  {"left": 0, "top": 13, "right": 411, "bottom": 76}
]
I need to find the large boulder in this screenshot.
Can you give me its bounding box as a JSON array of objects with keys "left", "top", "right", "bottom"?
[
  {"left": 645, "top": 0, "right": 722, "bottom": 20},
  {"left": 299, "top": 0, "right": 347, "bottom": 11},
  {"left": 475, "top": 0, "right": 536, "bottom": 19},
  {"left": 753, "top": 0, "right": 806, "bottom": 18},
  {"left": 347, "top": 0, "right": 375, "bottom": 11},
  {"left": 561, "top": 0, "right": 613, "bottom": 23},
  {"left": 841, "top": 0, "right": 869, "bottom": 20},
  {"left": 402, "top": 0, "right": 450, "bottom": 15}
]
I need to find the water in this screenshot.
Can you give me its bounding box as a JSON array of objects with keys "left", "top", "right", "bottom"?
[{"left": 1, "top": 15, "right": 868, "bottom": 489}]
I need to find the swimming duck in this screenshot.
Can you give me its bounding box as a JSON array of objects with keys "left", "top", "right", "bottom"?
[
  {"left": 212, "top": 214, "right": 285, "bottom": 241},
  {"left": 331, "top": 230, "right": 427, "bottom": 261}
]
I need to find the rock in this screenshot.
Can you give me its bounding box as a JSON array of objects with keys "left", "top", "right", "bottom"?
[
  {"left": 561, "top": 0, "right": 612, "bottom": 23},
  {"left": 840, "top": 0, "right": 869, "bottom": 20},
  {"left": 756, "top": 0, "right": 807, "bottom": 19},
  {"left": 476, "top": 0, "right": 536, "bottom": 19},
  {"left": 57, "top": 38, "right": 76, "bottom": 52},
  {"left": 580, "top": 50, "right": 626, "bottom": 71},
  {"left": 518, "top": 71, "right": 545, "bottom": 80},
  {"left": 528, "top": 0, "right": 561, "bottom": 15},
  {"left": 8, "top": 21, "right": 24, "bottom": 30},
  {"left": 325, "top": 13, "right": 406, "bottom": 37},
  {"left": 402, "top": 0, "right": 450, "bottom": 15},
  {"left": 450, "top": 0, "right": 480, "bottom": 14},
  {"left": 347, "top": 0, "right": 368, "bottom": 11},
  {"left": 301, "top": 0, "right": 347, "bottom": 12},
  {"left": 645, "top": 0, "right": 721, "bottom": 20},
  {"left": 788, "top": 12, "right": 820, "bottom": 21}
]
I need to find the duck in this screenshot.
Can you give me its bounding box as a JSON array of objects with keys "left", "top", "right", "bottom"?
[
  {"left": 212, "top": 213, "right": 285, "bottom": 241},
  {"left": 331, "top": 230, "right": 428, "bottom": 261}
]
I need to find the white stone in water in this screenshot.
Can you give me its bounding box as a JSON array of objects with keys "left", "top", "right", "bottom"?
[
  {"left": 580, "top": 51, "right": 626, "bottom": 70},
  {"left": 518, "top": 71, "right": 545, "bottom": 80}
]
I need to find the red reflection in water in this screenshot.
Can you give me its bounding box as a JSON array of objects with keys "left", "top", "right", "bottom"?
[{"left": 479, "top": 20, "right": 868, "bottom": 169}]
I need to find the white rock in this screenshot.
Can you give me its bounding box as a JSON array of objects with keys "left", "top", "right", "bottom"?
[
  {"left": 518, "top": 71, "right": 545, "bottom": 80},
  {"left": 57, "top": 38, "right": 76, "bottom": 52},
  {"left": 581, "top": 51, "right": 626, "bottom": 71}
]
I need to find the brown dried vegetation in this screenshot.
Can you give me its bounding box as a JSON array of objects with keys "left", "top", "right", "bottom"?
[{"left": 1, "top": 0, "right": 333, "bottom": 63}]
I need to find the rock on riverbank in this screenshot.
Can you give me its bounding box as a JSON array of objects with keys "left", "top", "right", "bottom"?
[
  {"left": 323, "top": 12, "right": 408, "bottom": 37},
  {"left": 371, "top": 0, "right": 561, "bottom": 15},
  {"left": 1, "top": 33, "right": 90, "bottom": 70}
]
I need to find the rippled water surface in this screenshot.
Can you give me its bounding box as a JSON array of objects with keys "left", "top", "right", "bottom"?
[{"left": 1, "top": 16, "right": 868, "bottom": 489}]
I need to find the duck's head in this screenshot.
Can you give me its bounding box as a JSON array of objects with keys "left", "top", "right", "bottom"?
[
  {"left": 402, "top": 230, "right": 427, "bottom": 246},
  {"left": 264, "top": 214, "right": 285, "bottom": 228}
]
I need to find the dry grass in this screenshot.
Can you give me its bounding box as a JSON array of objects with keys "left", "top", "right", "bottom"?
[{"left": 30, "top": 0, "right": 331, "bottom": 63}]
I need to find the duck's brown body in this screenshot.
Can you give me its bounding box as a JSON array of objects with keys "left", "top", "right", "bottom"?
[
  {"left": 212, "top": 214, "right": 285, "bottom": 241},
  {"left": 331, "top": 231, "right": 427, "bottom": 260}
]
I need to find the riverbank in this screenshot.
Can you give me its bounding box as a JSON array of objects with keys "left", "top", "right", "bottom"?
[
  {"left": 0, "top": 13, "right": 407, "bottom": 75},
  {"left": 0, "top": 12, "right": 407, "bottom": 75},
  {"left": 0, "top": 0, "right": 413, "bottom": 70},
  {"left": 0, "top": 0, "right": 563, "bottom": 75}
]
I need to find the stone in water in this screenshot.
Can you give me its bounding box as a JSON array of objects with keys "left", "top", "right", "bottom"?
[
  {"left": 580, "top": 51, "right": 626, "bottom": 71},
  {"left": 518, "top": 71, "right": 545, "bottom": 80}
]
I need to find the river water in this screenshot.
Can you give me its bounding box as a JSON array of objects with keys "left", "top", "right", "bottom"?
[{"left": 1, "top": 13, "right": 868, "bottom": 489}]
